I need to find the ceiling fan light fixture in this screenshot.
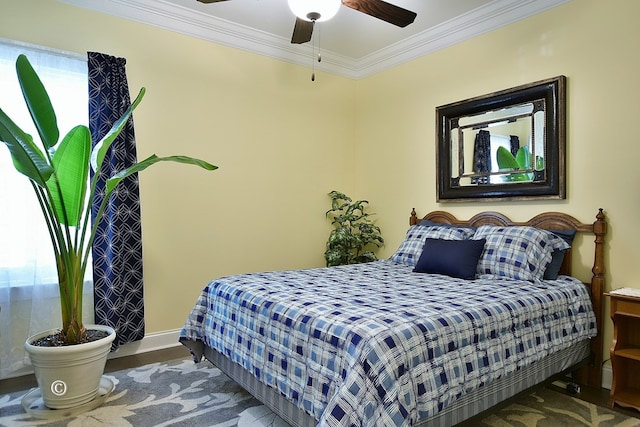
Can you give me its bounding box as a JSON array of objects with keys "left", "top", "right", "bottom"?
[{"left": 288, "top": 0, "right": 341, "bottom": 22}]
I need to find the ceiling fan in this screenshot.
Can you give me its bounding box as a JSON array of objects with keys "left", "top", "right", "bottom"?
[{"left": 196, "top": 0, "right": 417, "bottom": 45}]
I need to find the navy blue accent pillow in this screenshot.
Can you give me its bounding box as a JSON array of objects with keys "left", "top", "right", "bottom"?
[
  {"left": 413, "top": 238, "right": 486, "bottom": 280},
  {"left": 544, "top": 229, "right": 577, "bottom": 280}
]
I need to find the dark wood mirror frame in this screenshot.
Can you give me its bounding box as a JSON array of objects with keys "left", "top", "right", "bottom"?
[{"left": 436, "top": 76, "right": 566, "bottom": 202}]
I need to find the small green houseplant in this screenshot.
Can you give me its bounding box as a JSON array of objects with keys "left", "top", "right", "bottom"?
[
  {"left": 0, "top": 54, "right": 217, "bottom": 346},
  {"left": 324, "top": 190, "right": 383, "bottom": 266}
]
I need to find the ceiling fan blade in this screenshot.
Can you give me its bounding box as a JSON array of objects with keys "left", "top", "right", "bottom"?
[
  {"left": 196, "top": 0, "right": 229, "bottom": 3},
  {"left": 342, "top": 0, "right": 416, "bottom": 27},
  {"left": 291, "top": 17, "right": 314, "bottom": 44}
]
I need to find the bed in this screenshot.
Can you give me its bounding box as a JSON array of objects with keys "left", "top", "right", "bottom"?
[{"left": 180, "top": 209, "right": 607, "bottom": 426}]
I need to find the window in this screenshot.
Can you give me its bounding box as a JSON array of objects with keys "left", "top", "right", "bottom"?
[
  {"left": 0, "top": 39, "right": 88, "bottom": 288},
  {"left": 0, "top": 39, "right": 91, "bottom": 379}
]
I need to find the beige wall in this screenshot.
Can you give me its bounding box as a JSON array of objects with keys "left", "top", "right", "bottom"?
[
  {"left": 0, "top": 0, "right": 356, "bottom": 333},
  {"left": 2, "top": 0, "right": 639, "bottom": 367}
]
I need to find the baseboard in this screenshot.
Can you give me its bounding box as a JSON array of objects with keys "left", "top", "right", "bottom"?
[
  {"left": 1, "top": 330, "right": 183, "bottom": 383},
  {"left": 602, "top": 364, "right": 612, "bottom": 390},
  {"left": 108, "top": 329, "right": 182, "bottom": 359}
]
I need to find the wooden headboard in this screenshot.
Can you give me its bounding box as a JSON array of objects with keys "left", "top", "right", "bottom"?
[{"left": 410, "top": 209, "right": 607, "bottom": 388}]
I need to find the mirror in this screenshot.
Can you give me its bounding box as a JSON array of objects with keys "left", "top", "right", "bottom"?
[{"left": 436, "top": 76, "right": 565, "bottom": 201}]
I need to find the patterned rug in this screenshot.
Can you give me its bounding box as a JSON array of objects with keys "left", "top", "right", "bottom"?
[
  {"left": 0, "top": 358, "right": 638, "bottom": 426},
  {"left": 475, "top": 387, "right": 640, "bottom": 427}
]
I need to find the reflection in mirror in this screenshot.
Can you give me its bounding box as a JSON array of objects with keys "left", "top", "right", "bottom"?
[
  {"left": 436, "top": 76, "right": 565, "bottom": 201},
  {"left": 452, "top": 102, "right": 543, "bottom": 185}
]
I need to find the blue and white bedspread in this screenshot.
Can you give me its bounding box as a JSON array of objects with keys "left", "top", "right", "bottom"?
[{"left": 180, "top": 260, "right": 596, "bottom": 427}]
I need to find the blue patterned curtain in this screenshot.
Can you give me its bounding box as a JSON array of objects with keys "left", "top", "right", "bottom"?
[
  {"left": 88, "top": 52, "right": 145, "bottom": 348},
  {"left": 472, "top": 130, "right": 491, "bottom": 184},
  {"left": 510, "top": 135, "right": 520, "bottom": 157}
]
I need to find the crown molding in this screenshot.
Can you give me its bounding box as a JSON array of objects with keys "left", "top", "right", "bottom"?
[
  {"left": 354, "top": 0, "right": 571, "bottom": 78},
  {"left": 58, "top": 0, "right": 569, "bottom": 80}
]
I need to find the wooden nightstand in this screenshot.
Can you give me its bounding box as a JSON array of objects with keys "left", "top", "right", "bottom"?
[{"left": 607, "top": 290, "right": 640, "bottom": 412}]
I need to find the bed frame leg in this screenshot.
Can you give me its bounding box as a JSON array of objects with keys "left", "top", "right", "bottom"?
[
  {"left": 565, "top": 369, "right": 583, "bottom": 394},
  {"left": 566, "top": 381, "right": 581, "bottom": 394}
]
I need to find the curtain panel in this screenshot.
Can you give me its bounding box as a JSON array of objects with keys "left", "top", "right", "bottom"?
[
  {"left": 472, "top": 129, "right": 491, "bottom": 185},
  {"left": 510, "top": 135, "right": 520, "bottom": 157},
  {"left": 88, "top": 52, "right": 144, "bottom": 348}
]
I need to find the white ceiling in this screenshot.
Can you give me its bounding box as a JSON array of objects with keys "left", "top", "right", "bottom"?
[{"left": 59, "top": 0, "right": 569, "bottom": 79}]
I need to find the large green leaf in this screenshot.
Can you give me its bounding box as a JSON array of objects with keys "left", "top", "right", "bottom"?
[
  {"left": 0, "top": 107, "right": 52, "bottom": 186},
  {"left": 496, "top": 146, "right": 520, "bottom": 170},
  {"left": 47, "top": 125, "right": 91, "bottom": 226},
  {"left": 16, "top": 54, "right": 59, "bottom": 149},
  {"left": 90, "top": 88, "right": 146, "bottom": 173},
  {"left": 496, "top": 146, "right": 533, "bottom": 182},
  {"left": 515, "top": 146, "right": 531, "bottom": 169},
  {"left": 105, "top": 154, "right": 218, "bottom": 194}
]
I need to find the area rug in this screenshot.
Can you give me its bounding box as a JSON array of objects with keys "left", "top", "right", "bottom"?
[
  {"left": 0, "top": 357, "right": 638, "bottom": 426},
  {"left": 476, "top": 387, "right": 640, "bottom": 427}
]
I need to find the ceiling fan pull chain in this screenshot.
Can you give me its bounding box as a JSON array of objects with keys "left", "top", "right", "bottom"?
[
  {"left": 311, "top": 44, "right": 315, "bottom": 81},
  {"left": 311, "top": 22, "right": 316, "bottom": 81},
  {"left": 317, "top": 24, "right": 322, "bottom": 63}
]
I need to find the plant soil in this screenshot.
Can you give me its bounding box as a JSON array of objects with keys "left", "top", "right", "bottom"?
[{"left": 30, "top": 329, "right": 110, "bottom": 347}]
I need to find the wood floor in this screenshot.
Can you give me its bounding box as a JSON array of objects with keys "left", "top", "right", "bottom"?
[
  {"left": 2, "top": 346, "right": 639, "bottom": 424},
  {"left": 0, "top": 345, "right": 190, "bottom": 395}
]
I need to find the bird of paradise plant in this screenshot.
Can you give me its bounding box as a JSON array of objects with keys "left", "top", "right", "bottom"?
[
  {"left": 0, "top": 54, "right": 217, "bottom": 345},
  {"left": 496, "top": 145, "right": 543, "bottom": 182}
]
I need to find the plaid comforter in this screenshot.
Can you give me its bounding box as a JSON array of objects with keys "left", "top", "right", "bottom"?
[{"left": 180, "top": 260, "right": 596, "bottom": 426}]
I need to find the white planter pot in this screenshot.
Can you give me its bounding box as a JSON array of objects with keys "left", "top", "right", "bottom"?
[{"left": 24, "top": 325, "right": 116, "bottom": 409}]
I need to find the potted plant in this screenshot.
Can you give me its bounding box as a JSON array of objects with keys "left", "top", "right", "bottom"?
[
  {"left": 324, "top": 190, "right": 384, "bottom": 266},
  {"left": 0, "top": 54, "right": 217, "bottom": 409}
]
